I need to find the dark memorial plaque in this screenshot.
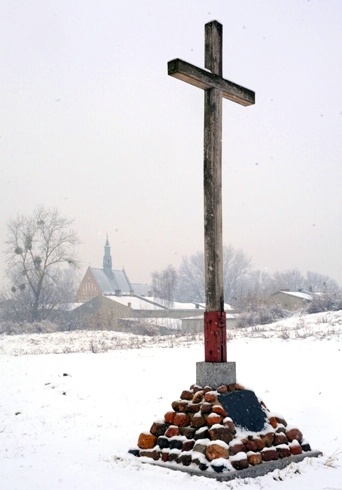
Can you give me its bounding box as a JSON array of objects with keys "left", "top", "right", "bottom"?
[{"left": 218, "top": 390, "right": 268, "bottom": 432}]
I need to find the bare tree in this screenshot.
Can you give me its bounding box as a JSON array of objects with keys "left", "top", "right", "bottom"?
[
  {"left": 271, "top": 268, "right": 306, "bottom": 292},
  {"left": 176, "top": 251, "right": 205, "bottom": 303},
  {"left": 269, "top": 268, "right": 340, "bottom": 295},
  {"left": 222, "top": 245, "right": 251, "bottom": 303},
  {"left": 176, "top": 245, "right": 251, "bottom": 304},
  {"left": 237, "top": 269, "right": 274, "bottom": 309},
  {"left": 306, "top": 271, "right": 339, "bottom": 293},
  {"left": 151, "top": 265, "right": 177, "bottom": 307},
  {"left": 5, "top": 206, "right": 80, "bottom": 322}
]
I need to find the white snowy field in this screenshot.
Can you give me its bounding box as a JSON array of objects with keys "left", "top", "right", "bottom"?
[{"left": 1, "top": 311, "right": 342, "bottom": 489}]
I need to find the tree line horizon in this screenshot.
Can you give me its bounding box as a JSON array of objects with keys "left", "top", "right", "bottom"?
[{"left": 2, "top": 206, "right": 341, "bottom": 323}]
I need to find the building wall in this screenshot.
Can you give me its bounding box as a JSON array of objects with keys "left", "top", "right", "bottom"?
[
  {"left": 72, "top": 295, "right": 132, "bottom": 330},
  {"left": 72, "top": 296, "right": 208, "bottom": 332},
  {"left": 131, "top": 309, "right": 204, "bottom": 319},
  {"left": 268, "top": 292, "right": 309, "bottom": 311},
  {"left": 75, "top": 268, "right": 102, "bottom": 303}
]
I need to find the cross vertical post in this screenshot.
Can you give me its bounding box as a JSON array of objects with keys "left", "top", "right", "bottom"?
[
  {"left": 203, "top": 21, "right": 226, "bottom": 362},
  {"left": 168, "top": 21, "right": 255, "bottom": 369}
]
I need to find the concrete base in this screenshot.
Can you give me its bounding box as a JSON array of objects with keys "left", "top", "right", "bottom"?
[
  {"left": 196, "top": 361, "right": 236, "bottom": 388},
  {"left": 143, "top": 450, "right": 322, "bottom": 481}
]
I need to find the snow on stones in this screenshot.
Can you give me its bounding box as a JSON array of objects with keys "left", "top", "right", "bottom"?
[{"left": 130, "top": 382, "right": 312, "bottom": 474}]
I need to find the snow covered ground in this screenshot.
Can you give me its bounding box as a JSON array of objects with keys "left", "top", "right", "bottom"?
[{"left": 1, "top": 311, "right": 341, "bottom": 489}]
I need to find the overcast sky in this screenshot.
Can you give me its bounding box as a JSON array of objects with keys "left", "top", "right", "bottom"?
[{"left": 1, "top": 0, "right": 342, "bottom": 287}]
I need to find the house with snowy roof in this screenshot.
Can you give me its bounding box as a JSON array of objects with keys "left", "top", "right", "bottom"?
[
  {"left": 73, "top": 238, "right": 236, "bottom": 333},
  {"left": 71, "top": 293, "right": 209, "bottom": 333},
  {"left": 269, "top": 290, "right": 313, "bottom": 311},
  {"left": 75, "top": 238, "right": 151, "bottom": 303}
]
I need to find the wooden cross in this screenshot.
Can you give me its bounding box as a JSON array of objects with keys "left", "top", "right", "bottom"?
[{"left": 168, "top": 21, "right": 255, "bottom": 362}]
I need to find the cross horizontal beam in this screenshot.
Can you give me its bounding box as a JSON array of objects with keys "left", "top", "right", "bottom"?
[{"left": 168, "top": 58, "right": 255, "bottom": 107}]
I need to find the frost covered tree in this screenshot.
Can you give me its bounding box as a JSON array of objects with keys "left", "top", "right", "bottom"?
[
  {"left": 4, "top": 206, "right": 79, "bottom": 322},
  {"left": 306, "top": 271, "right": 339, "bottom": 293},
  {"left": 269, "top": 268, "right": 340, "bottom": 295},
  {"left": 176, "top": 251, "right": 205, "bottom": 303},
  {"left": 175, "top": 245, "right": 251, "bottom": 304},
  {"left": 271, "top": 268, "right": 306, "bottom": 292},
  {"left": 151, "top": 265, "right": 177, "bottom": 307}
]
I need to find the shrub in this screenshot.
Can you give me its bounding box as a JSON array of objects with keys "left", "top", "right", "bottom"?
[
  {"left": 306, "top": 293, "right": 342, "bottom": 314},
  {"left": 236, "top": 304, "right": 291, "bottom": 328},
  {"left": 0, "top": 320, "right": 61, "bottom": 335}
]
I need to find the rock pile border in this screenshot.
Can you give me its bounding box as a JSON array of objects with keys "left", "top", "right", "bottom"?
[{"left": 129, "top": 382, "right": 322, "bottom": 479}]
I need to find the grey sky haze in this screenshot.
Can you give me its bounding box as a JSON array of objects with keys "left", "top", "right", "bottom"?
[{"left": 1, "top": 0, "right": 342, "bottom": 287}]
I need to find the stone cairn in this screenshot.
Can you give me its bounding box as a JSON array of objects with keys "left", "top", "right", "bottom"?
[{"left": 129, "top": 382, "right": 312, "bottom": 474}]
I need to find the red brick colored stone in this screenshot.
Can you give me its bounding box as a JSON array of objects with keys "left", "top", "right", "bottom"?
[
  {"left": 217, "top": 385, "right": 228, "bottom": 394},
  {"left": 182, "top": 439, "right": 195, "bottom": 452},
  {"left": 245, "top": 439, "right": 258, "bottom": 452},
  {"left": 206, "top": 443, "right": 229, "bottom": 461},
  {"left": 138, "top": 432, "right": 157, "bottom": 450},
  {"left": 212, "top": 404, "right": 227, "bottom": 417},
  {"left": 261, "top": 432, "right": 274, "bottom": 447},
  {"left": 269, "top": 416, "right": 278, "bottom": 429},
  {"left": 193, "top": 391, "right": 204, "bottom": 403},
  {"left": 171, "top": 400, "right": 188, "bottom": 412},
  {"left": 164, "top": 425, "right": 180, "bottom": 438},
  {"left": 207, "top": 413, "right": 223, "bottom": 426},
  {"left": 223, "top": 418, "right": 236, "bottom": 434},
  {"left": 261, "top": 449, "right": 279, "bottom": 462},
  {"left": 248, "top": 453, "right": 262, "bottom": 465},
  {"left": 204, "top": 391, "right": 217, "bottom": 403},
  {"left": 180, "top": 390, "right": 193, "bottom": 400},
  {"left": 161, "top": 451, "right": 169, "bottom": 462},
  {"left": 190, "top": 414, "right": 206, "bottom": 428},
  {"left": 254, "top": 437, "right": 266, "bottom": 451},
  {"left": 229, "top": 442, "right": 246, "bottom": 455},
  {"left": 286, "top": 428, "right": 303, "bottom": 443},
  {"left": 200, "top": 402, "right": 212, "bottom": 414},
  {"left": 187, "top": 403, "right": 201, "bottom": 413},
  {"left": 290, "top": 443, "right": 303, "bottom": 455},
  {"left": 273, "top": 433, "right": 288, "bottom": 446},
  {"left": 164, "top": 411, "right": 176, "bottom": 424},
  {"left": 150, "top": 422, "right": 168, "bottom": 436},
  {"left": 209, "top": 427, "right": 233, "bottom": 444},
  {"left": 173, "top": 412, "right": 190, "bottom": 427}
]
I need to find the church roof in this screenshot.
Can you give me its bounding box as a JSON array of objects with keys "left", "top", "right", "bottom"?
[{"left": 90, "top": 267, "right": 133, "bottom": 295}]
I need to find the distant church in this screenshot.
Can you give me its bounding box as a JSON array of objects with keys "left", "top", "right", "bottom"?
[{"left": 75, "top": 238, "right": 150, "bottom": 303}]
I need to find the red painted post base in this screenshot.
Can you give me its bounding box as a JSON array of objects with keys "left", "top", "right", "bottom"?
[{"left": 204, "top": 310, "right": 227, "bottom": 362}]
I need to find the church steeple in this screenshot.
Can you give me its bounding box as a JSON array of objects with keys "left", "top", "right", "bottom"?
[{"left": 103, "top": 236, "right": 113, "bottom": 277}]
